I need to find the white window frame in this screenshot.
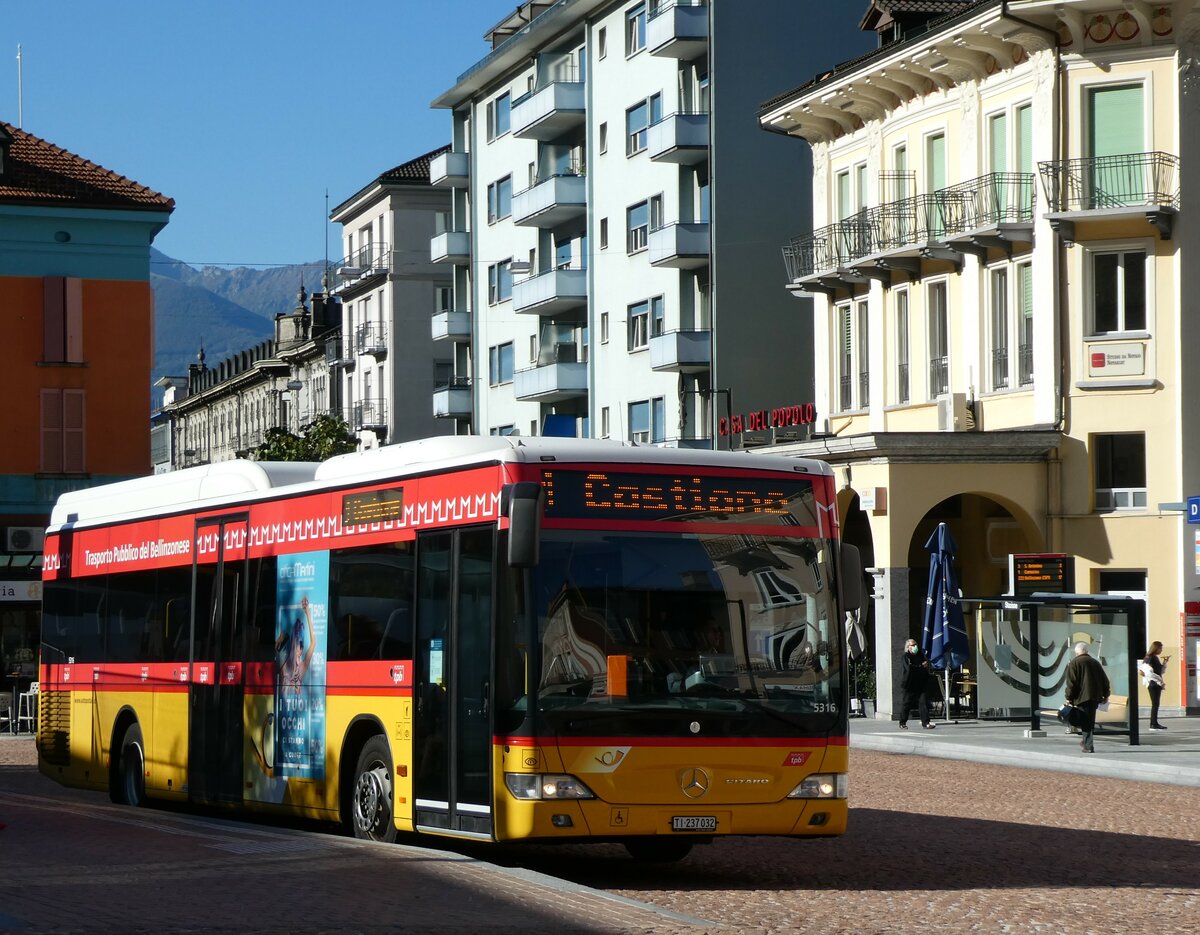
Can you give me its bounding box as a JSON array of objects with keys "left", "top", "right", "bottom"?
[
  {"left": 1083, "top": 239, "right": 1152, "bottom": 338},
  {"left": 487, "top": 175, "right": 512, "bottom": 223},
  {"left": 893, "top": 287, "right": 910, "bottom": 405},
  {"left": 488, "top": 259, "right": 513, "bottom": 305},
  {"left": 487, "top": 91, "right": 511, "bottom": 141},
  {"left": 926, "top": 279, "right": 949, "bottom": 400},
  {"left": 601, "top": 406, "right": 610, "bottom": 438},
  {"left": 986, "top": 263, "right": 1010, "bottom": 392},
  {"left": 628, "top": 396, "right": 665, "bottom": 444},
  {"left": 626, "top": 92, "right": 662, "bottom": 156},
  {"left": 628, "top": 299, "right": 651, "bottom": 350},
  {"left": 626, "top": 3, "right": 646, "bottom": 56},
  {"left": 1093, "top": 432, "right": 1147, "bottom": 512},
  {"left": 627, "top": 200, "right": 650, "bottom": 253},
  {"left": 598, "top": 25, "right": 607, "bottom": 59},
  {"left": 489, "top": 342, "right": 514, "bottom": 386},
  {"left": 600, "top": 312, "right": 609, "bottom": 344}
]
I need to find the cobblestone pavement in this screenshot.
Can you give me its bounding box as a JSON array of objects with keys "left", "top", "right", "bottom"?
[{"left": 4, "top": 736, "right": 1200, "bottom": 934}]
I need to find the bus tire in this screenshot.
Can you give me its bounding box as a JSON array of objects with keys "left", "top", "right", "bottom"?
[
  {"left": 623, "top": 839, "right": 694, "bottom": 863},
  {"left": 348, "top": 735, "right": 398, "bottom": 843},
  {"left": 111, "top": 723, "right": 146, "bottom": 808}
]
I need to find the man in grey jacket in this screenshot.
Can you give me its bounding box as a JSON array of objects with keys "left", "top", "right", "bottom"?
[{"left": 1064, "top": 641, "right": 1111, "bottom": 754}]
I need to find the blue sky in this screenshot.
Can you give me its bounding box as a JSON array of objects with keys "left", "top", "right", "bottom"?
[{"left": 0, "top": 0, "right": 512, "bottom": 269}]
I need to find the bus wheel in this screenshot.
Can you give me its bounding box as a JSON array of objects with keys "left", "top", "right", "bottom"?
[
  {"left": 623, "top": 839, "right": 694, "bottom": 863},
  {"left": 111, "top": 723, "right": 146, "bottom": 807},
  {"left": 349, "top": 736, "right": 398, "bottom": 843}
]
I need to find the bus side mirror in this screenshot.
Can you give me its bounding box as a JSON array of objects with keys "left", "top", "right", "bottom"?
[
  {"left": 839, "top": 543, "right": 863, "bottom": 613},
  {"left": 501, "top": 482, "right": 543, "bottom": 569}
]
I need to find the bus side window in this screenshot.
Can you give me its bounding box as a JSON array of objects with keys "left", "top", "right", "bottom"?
[{"left": 379, "top": 607, "right": 412, "bottom": 660}]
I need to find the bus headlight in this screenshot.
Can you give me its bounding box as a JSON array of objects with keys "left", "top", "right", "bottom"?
[
  {"left": 786, "top": 773, "right": 847, "bottom": 799},
  {"left": 505, "top": 773, "right": 596, "bottom": 801}
]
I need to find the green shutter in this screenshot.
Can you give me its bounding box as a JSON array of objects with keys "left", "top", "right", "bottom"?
[
  {"left": 927, "top": 133, "right": 946, "bottom": 190},
  {"left": 1088, "top": 85, "right": 1144, "bottom": 157},
  {"left": 989, "top": 113, "right": 1008, "bottom": 173},
  {"left": 1017, "top": 105, "right": 1033, "bottom": 175}
]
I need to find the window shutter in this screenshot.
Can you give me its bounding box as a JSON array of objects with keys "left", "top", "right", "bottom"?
[
  {"left": 43, "top": 276, "right": 65, "bottom": 362},
  {"left": 41, "top": 389, "right": 63, "bottom": 473},
  {"left": 1088, "top": 85, "right": 1143, "bottom": 158},
  {"left": 989, "top": 113, "right": 1008, "bottom": 173},
  {"left": 1017, "top": 105, "right": 1033, "bottom": 175},
  {"left": 63, "top": 389, "right": 85, "bottom": 472},
  {"left": 65, "top": 277, "right": 84, "bottom": 362}
]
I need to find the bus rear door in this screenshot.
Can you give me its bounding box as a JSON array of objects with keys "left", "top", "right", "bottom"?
[
  {"left": 413, "top": 526, "right": 495, "bottom": 838},
  {"left": 188, "top": 514, "right": 248, "bottom": 805}
]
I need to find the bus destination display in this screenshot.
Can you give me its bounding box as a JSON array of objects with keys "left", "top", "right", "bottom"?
[
  {"left": 1010, "top": 553, "right": 1075, "bottom": 598},
  {"left": 341, "top": 487, "right": 405, "bottom": 526},
  {"left": 541, "top": 469, "right": 813, "bottom": 523}
]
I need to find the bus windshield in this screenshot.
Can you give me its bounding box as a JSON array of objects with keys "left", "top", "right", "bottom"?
[{"left": 528, "top": 529, "right": 843, "bottom": 735}]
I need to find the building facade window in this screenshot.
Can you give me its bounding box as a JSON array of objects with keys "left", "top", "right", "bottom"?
[
  {"left": 600, "top": 217, "right": 608, "bottom": 249},
  {"left": 626, "top": 3, "right": 646, "bottom": 55},
  {"left": 601, "top": 406, "right": 610, "bottom": 438},
  {"left": 487, "top": 175, "right": 512, "bottom": 223},
  {"left": 42, "top": 276, "right": 84, "bottom": 364},
  {"left": 927, "top": 281, "right": 949, "bottom": 398},
  {"left": 894, "top": 288, "right": 910, "bottom": 404},
  {"left": 627, "top": 296, "right": 663, "bottom": 351},
  {"left": 626, "top": 93, "right": 662, "bottom": 156},
  {"left": 488, "top": 260, "right": 512, "bottom": 304},
  {"left": 627, "top": 200, "right": 649, "bottom": 252},
  {"left": 490, "top": 424, "right": 516, "bottom": 436},
  {"left": 836, "top": 303, "right": 853, "bottom": 412},
  {"left": 988, "top": 266, "right": 1010, "bottom": 390},
  {"left": 489, "top": 342, "right": 514, "bottom": 385},
  {"left": 1094, "top": 432, "right": 1146, "bottom": 511},
  {"left": 1089, "top": 248, "right": 1147, "bottom": 335},
  {"left": 598, "top": 26, "right": 607, "bottom": 59},
  {"left": 855, "top": 298, "right": 869, "bottom": 408},
  {"left": 600, "top": 311, "right": 609, "bottom": 343},
  {"left": 628, "top": 397, "right": 665, "bottom": 443},
  {"left": 487, "top": 92, "right": 511, "bottom": 140},
  {"left": 41, "top": 388, "right": 85, "bottom": 473}
]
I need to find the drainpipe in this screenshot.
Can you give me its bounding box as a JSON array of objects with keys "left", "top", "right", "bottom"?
[{"left": 999, "top": 1, "right": 1063, "bottom": 550}]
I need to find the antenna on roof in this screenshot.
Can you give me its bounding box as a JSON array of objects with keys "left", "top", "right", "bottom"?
[
  {"left": 16, "top": 44, "right": 23, "bottom": 128},
  {"left": 324, "top": 188, "right": 329, "bottom": 281}
]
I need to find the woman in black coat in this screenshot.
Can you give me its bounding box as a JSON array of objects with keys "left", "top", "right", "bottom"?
[{"left": 899, "top": 638, "right": 935, "bottom": 729}]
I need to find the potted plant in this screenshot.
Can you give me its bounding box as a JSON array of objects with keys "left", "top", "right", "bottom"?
[{"left": 851, "top": 663, "right": 877, "bottom": 718}]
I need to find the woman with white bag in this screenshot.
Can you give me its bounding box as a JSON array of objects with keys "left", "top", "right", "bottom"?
[{"left": 1141, "top": 641, "right": 1170, "bottom": 731}]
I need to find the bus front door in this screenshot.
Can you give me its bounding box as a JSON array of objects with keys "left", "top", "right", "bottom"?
[
  {"left": 188, "top": 514, "right": 248, "bottom": 805},
  {"left": 413, "top": 526, "right": 495, "bottom": 838}
]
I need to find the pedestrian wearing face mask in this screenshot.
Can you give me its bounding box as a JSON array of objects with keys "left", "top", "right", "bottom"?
[{"left": 899, "top": 638, "right": 935, "bottom": 730}]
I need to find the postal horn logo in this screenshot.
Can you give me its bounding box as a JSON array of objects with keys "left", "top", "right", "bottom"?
[{"left": 680, "top": 767, "right": 710, "bottom": 799}]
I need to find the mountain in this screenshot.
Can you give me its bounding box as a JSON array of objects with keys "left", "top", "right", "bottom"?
[{"left": 150, "top": 249, "right": 328, "bottom": 397}]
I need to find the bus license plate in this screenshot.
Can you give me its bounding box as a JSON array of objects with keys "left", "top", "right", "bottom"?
[{"left": 672, "top": 816, "right": 717, "bottom": 832}]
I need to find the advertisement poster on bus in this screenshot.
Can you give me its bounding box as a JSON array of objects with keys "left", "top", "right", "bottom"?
[{"left": 274, "top": 551, "right": 329, "bottom": 779}]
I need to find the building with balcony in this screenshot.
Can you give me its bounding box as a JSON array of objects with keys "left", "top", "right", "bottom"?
[
  {"left": 759, "top": 0, "right": 1194, "bottom": 719},
  {"left": 330, "top": 146, "right": 457, "bottom": 445},
  {"left": 159, "top": 287, "right": 344, "bottom": 468},
  {"left": 432, "top": 0, "right": 868, "bottom": 443},
  {"left": 0, "top": 122, "right": 173, "bottom": 699}
]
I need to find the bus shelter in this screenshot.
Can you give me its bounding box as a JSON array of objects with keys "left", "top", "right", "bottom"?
[{"left": 962, "top": 594, "right": 1145, "bottom": 746}]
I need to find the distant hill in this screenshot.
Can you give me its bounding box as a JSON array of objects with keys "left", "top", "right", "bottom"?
[{"left": 150, "top": 249, "right": 328, "bottom": 400}]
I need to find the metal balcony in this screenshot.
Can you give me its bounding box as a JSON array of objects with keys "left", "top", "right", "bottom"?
[
  {"left": 511, "top": 266, "right": 587, "bottom": 316},
  {"left": 353, "top": 398, "right": 388, "bottom": 432},
  {"left": 648, "top": 112, "right": 708, "bottom": 164},
  {"left": 511, "top": 76, "right": 585, "bottom": 140},
  {"left": 1038, "top": 151, "right": 1179, "bottom": 238},
  {"left": 649, "top": 329, "right": 711, "bottom": 372},
  {"left": 513, "top": 358, "right": 588, "bottom": 403},
  {"left": 647, "top": 0, "right": 708, "bottom": 58},
  {"left": 512, "top": 172, "right": 586, "bottom": 228},
  {"left": 430, "top": 230, "right": 470, "bottom": 264},
  {"left": 648, "top": 221, "right": 709, "bottom": 268},
  {"left": 430, "top": 150, "right": 469, "bottom": 189},
  {"left": 937, "top": 173, "right": 1036, "bottom": 250},
  {"left": 331, "top": 243, "right": 391, "bottom": 294},
  {"left": 433, "top": 377, "right": 473, "bottom": 419},
  {"left": 356, "top": 322, "right": 388, "bottom": 358},
  {"left": 324, "top": 337, "right": 356, "bottom": 372},
  {"left": 431, "top": 309, "right": 471, "bottom": 343}
]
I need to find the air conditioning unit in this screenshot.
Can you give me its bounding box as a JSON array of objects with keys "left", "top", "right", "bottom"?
[
  {"left": 6, "top": 526, "right": 45, "bottom": 552},
  {"left": 937, "top": 392, "right": 970, "bottom": 432}
]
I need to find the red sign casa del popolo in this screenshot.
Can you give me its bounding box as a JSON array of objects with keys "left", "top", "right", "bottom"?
[{"left": 719, "top": 402, "right": 816, "bottom": 437}]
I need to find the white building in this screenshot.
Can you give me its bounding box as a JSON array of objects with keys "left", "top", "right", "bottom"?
[
  {"left": 431, "top": 0, "right": 870, "bottom": 444},
  {"left": 330, "top": 147, "right": 456, "bottom": 448}
]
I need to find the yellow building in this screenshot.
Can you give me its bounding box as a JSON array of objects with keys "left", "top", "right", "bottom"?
[{"left": 759, "top": 0, "right": 1193, "bottom": 719}]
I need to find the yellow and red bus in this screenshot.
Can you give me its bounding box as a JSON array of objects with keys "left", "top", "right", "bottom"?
[{"left": 39, "top": 436, "right": 861, "bottom": 860}]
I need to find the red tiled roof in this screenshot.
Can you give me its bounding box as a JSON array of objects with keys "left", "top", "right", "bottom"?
[
  {"left": 379, "top": 143, "right": 452, "bottom": 184},
  {"left": 0, "top": 122, "right": 174, "bottom": 211}
]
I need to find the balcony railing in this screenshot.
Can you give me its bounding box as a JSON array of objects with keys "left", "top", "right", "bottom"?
[
  {"left": 991, "top": 347, "right": 1009, "bottom": 390},
  {"left": 648, "top": 111, "right": 709, "bottom": 163},
  {"left": 356, "top": 322, "right": 388, "bottom": 356},
  {"left": 897, "top": 362, "right": 909, "bottom": 405},
  {"left": 433, "top": 377, "right": 473, "bottom": 419},
  {"left": 430, "top": 230, "right": 470, "bottom": 264},
  {"left": 512, "top": 171, "right": 586, "bottom": 227},
  {"left": 325, "top": 337, "right": 356, "bottom": 371},
  {"left": 1018, "top": 343, "right": 1033, "bottom": 386},
  {"left": 937, "top": 173, "right": 1036, "bottom": 238},
  {"left": 648, "top": 221, "right": 710, "bottom": 268},
  {"left": 1038, "top": 151, "right": 1179, "bottom": 213},
  {"left": 431, "top": 308, "right": 471, "bottom": 342},
  {"left": 511, "top": 67, "right": 585, "bottom": 140},
  {"left": 647, "top": 0, "right": 708, "bottom": 57},
  {"left": 513, "top": 358, "right": 588, "bottom": 402},
  {"left": 430, "top": 150, "right": 469, "bottom": 189},
  {"left": 353, "top": 398, "right": 387, "bottom": 431},
  {"left": 649, "top": 329, "right": 711, "bottom": 372},
  {"left": 929, "top": 357, "right": 949, "bottom": 398},
  {"left": 333, "top": 243, "right": 391, "bottom": 291},
  {"left": 512, "top": 265, "right": 587, "bottom": 315}
]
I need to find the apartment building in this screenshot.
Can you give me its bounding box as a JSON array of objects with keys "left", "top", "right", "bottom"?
[
  {"left": 0, "top": 121, "right": 172, "bottom": 700},
  {"left": 329, "top": 147, "right": 455, "bottom": 448},
  {"left": 760, "top": 0, "right": 1194, "bottom": 716},
  {"left": 431, "top": 0, "right": 868, "bottom": 444}
]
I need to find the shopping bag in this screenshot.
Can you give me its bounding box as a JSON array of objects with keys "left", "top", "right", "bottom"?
[{"left": 1058, "top": 703, "right": 1084, "bottom": 728}]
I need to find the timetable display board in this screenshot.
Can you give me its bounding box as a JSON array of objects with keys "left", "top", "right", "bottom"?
[{"left": 1010, "top": 553, "right": 1075, "bottom": 598}]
